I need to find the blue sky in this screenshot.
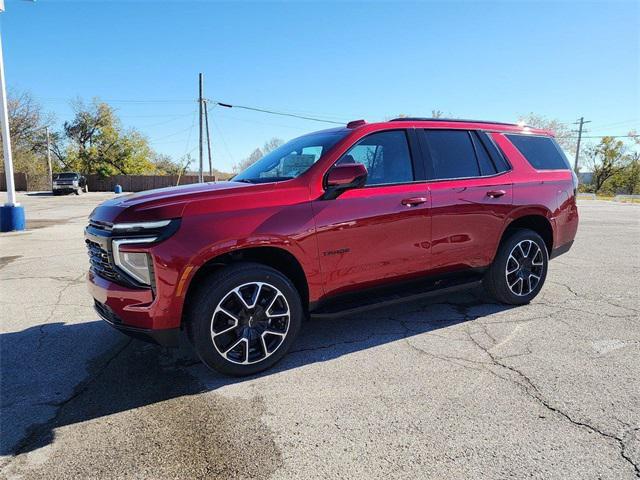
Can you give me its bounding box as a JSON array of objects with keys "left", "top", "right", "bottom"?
[{"left": 3, "top": 0, "right": 639, "bottom": 171}]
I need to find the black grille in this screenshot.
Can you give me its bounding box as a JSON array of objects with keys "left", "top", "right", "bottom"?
[
  {"left": 94, "top": 300, "right": 122, "bottom": 324},
  {"left": 86, "top": 239, "right": 120, "bottom": 282}
]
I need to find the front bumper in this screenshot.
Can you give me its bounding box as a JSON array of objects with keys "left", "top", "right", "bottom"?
[
  {"left": 85, "top": 223, "right": 184, "bottom": 335},
  {"left": 94, "top": 299, "right": 180, "bottom": 347}
]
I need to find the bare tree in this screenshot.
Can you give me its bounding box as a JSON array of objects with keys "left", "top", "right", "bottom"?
[
  {"left": 0, "top": 90, "right": 54, "bottom": 175},
  {"left": 518, "top": 113, "right": 577, "bottom": 161},
  {"left": 233, "top": 138, "right": 284, "bottom": 173}
]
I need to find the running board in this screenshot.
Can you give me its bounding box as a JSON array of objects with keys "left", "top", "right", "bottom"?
[{"left": 310, "top": 276, "right": 483, "bottom": 320}]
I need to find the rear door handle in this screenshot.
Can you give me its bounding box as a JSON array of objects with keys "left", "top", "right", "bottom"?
[
  {"left": 486, "top": 190, "right": 506, "bottom": 198},
  {"left": 401, "top": 197, "right": 428, "bottom": 207}
]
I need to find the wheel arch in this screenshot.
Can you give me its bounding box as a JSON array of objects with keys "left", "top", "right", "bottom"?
[
  {"left": 500, "top": 212, "right": 554, "bottom": 255},
  {"left": 181, "top": 246, "right": 310, "bottom": 326}
]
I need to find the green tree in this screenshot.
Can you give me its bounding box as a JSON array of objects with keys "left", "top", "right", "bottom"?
[
  {"left": 600, "top": 131, "right": 640, "bottom": 195},
  {"left": 585, "top": 136, "right": 629, "bottom": 193},
  {"left": 61, "top": 99, "right": 155, "bottom": 175}
]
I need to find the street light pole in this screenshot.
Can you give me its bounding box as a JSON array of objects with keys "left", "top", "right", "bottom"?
[
  {"left": 0, "top": 2, "right": 26, "bottom": 231},
  {"left": 45, "top": 127, "right": 52, "bottom": 190}
]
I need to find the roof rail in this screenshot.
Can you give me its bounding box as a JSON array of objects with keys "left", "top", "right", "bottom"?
[{"left": 389, "top": 117, "right": 524, "bottom": 127}]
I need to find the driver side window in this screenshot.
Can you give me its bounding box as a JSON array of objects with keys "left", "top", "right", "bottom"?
[{"left": 337, "top": 130, "right": 414, "bottom": 186}]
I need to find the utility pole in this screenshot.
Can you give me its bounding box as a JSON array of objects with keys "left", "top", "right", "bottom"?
[
  {"left": 198, "top": 73, "right": 204, "bottom": 183},
  {"left": 573, "top": 117, "right": 591, "bottom": 174},
  {"left": 204, "top": 100, "right": 213, "bottom": 180},
  {"left": 45, "top": 127, "right": 52, "bottom": 190}
]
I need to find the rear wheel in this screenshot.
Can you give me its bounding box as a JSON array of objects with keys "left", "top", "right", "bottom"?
[
  {"left": 483, "top": 229, "right": 548, "bottom": 305},
  {"left": 186, "top": 262, "right": 303, "bottom": 376}
]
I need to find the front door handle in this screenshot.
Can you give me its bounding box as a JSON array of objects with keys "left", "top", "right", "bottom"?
[
  {"left": 401, "top": 197, "right": 428, "bottom": 207},
  {"left": 486, "top": 190, "right": 506, "bottom": 198}
]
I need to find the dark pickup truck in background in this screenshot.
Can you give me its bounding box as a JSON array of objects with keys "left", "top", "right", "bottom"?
[{"left": 53, "top": 172, "right": 88, "bottom": 195}]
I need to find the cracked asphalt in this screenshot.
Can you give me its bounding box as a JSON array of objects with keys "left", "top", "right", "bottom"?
[{"left": 1, "top": 192, "right": 639, "bottom": 479}]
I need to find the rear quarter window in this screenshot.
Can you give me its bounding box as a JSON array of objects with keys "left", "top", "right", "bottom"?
[{"left": 506, "top": 134, "right": 570, "bottom": 170}]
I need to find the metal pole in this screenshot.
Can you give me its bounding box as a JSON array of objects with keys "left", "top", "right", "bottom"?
[
  {"left": 0, "top": 33, "right": 17, "bottom": 206},
  {"left": 198, "top": 73, "right": 204, "bottom": 183},
  {"left": 204, "top": 100, "right": 213, "bottom": 180},
  {"left": 573, "top": 117, "right": 584, "bottom": 174},
  {"left": 45, "top": 127, "right": 52, "bottom": 190}
]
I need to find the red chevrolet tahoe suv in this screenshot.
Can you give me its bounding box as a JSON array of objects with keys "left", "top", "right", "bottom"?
[{"left": 86, "top": 118, "right": 579, "bottom": 376}]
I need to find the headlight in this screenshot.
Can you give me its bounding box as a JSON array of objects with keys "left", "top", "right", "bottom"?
[
  {"left": 112, "top": 238, "right": 156, "bottom": 285},
  {"left": 108, "top": 219, "right": 180, "bottom": 286}
]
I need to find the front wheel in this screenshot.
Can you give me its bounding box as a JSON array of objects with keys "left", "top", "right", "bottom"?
[
  {"left": 186, "top": 262, "right": 303, "bottom": 376},
  {"left": 483, "top": 229, "right": 548, "bottom": 305}
]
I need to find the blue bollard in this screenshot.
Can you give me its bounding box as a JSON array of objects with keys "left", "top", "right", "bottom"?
[
  {"left": 0, "top": 204, "right": 26, "bottom": 232},
  {"left": 114, "top": 184, "right": 123, "bottom": 194}
]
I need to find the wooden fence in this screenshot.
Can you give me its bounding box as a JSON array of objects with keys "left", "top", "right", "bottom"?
[
  {"left": 84, "top": 174, "right": 217, "bottom": 192},
  {"left": 0, "top": 173, "right": 49, "bottom": 192},
  {"left": 1, "top": 173, "right": 217, "bottom": 192}
]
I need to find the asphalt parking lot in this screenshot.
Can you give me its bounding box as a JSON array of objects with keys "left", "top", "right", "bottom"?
[{"left": 1, "top": 192, "right": 639, "bottom": 479}]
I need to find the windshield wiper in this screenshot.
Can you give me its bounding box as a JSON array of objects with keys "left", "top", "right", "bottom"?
[{"left": 234, "top": 179, "right": 255, "bottom": 183}]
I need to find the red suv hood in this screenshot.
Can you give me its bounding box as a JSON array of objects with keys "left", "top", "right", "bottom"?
[{"left": 90, "top": 181, "right": 254, "bottom": 224}]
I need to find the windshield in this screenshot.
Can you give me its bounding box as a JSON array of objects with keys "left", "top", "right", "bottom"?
[
  {"left": 55, "top": 173, "right": 79, "bottom": 179},
  {"left": 233, "top": 130, "right": 348, "bottom": 183}
]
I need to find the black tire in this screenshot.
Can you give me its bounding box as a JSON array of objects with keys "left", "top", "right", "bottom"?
[
  {"left": 186, "top": 262, "right": 303, "bottom": 376},
  {"left": 483, "top": 229, "right": 549, "bottom": 305}
]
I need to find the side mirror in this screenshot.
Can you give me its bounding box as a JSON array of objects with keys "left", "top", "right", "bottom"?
[{"left": 323, "top": 163, "right": 368, "bottom": 199}]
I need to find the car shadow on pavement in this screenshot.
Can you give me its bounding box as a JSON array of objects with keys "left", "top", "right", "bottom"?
[
  {"left": 1, "top": 289, "right": 513, "bottom": 457},
  {"left": 24, "top": 192, "right": 54, "bottom": 197}
]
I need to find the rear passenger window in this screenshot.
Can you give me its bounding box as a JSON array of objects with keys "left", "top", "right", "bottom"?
[
  {"left": 338, "top": 130, "right": 414, "bottom": 186},
  {"left": 506, "top": 134, "right": 570, "bottom": 170},
  {"left": 424, "top": 130, "right": 479, "bottom": 179},
  {"left": 471, "top": 132, "right": 497, "bottom": 176},
  {"left": 477, "top": 131, "right": 511, "bottom": 173}
]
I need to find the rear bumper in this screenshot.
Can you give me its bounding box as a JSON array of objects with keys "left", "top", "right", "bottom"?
[
  {"left": 550, "top": 239, "right": 574, "bottom": 259},
  {"left": 94, "top": 299, "right": 180, "bottom": 347}
]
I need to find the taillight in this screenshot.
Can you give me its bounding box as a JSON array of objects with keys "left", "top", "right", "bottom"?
[{"left": 571, "top": 171, "right": 579, "bottom": 196}]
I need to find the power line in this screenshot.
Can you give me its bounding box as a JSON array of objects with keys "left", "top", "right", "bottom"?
[
  {"left": 204, "top": 99, "right": 213, "bottom": 178},
  {"left": 182, "top": 108, "right": 198, "bottom": 158},
  {"left": 210, "top": 100, "right": 344, "bottom": 125},
  {"left": 40, "top": 97, "right": 194, "bottom": 105},
  {"left": 590, "top": 119, "right": 639, "bottom": 129},
  {"left": 558, "top": 134, "right": 637, "bottom": 139},
  {"left": 147, "top": 125, "right": 194, "bottom": 143},
  {"left": 210, "top": 115, "right": 235, "bottom": 164}
]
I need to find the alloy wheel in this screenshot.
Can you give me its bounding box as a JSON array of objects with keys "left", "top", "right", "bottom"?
[
  {"left": 505, "top": 239, "right": 544, "bottom": 296},
  {"left": 210, "top": 282, "right": 290, "bottom": 365}
]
